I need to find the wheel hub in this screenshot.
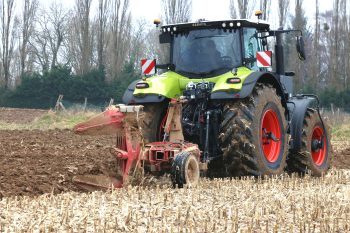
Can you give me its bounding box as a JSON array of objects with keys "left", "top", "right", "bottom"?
[
  {"left": 311, "top": 139, "right": 324, "bottom": 152},
  {"left": 261, "top": 109, "right": 282, "bottom": 163},
  {"left": 311, "top": 126, "right": 326, "bottom": 166},
  {"left": 262, "top": 128, "right": 280, "bottom": 144}
]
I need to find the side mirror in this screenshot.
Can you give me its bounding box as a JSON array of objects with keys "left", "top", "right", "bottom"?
[{"left": 296, "top": 36, "right": 306, "bottom": 61}]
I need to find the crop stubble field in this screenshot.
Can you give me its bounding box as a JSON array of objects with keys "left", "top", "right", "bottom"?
[{"left": 1, "top": 107, "right": 350, "bottom": 232}]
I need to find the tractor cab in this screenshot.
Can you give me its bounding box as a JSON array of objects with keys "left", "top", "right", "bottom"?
[{"left": 157, "top": 19, "right": 270, "bottom": 78}]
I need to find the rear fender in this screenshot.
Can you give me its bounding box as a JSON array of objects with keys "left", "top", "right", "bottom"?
[
  {"left": 122, "top": 79, "right": 166, "bottom": 104},
  {"left": 288, "top": 97, "right": 317, "bottom": 152},
  {"left": 211, "top": 72, "right": 290, "bottom": 125},
  {"left": 211, "top": 72, "right": 286, "bottom": 102},
  {"left": 123, "top": 72, "right": 189, "bottom": 104}
]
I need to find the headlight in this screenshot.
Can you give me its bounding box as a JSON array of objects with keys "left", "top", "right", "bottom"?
[{"left": 136, "top": 82, "right": 150, "bottom": 89}]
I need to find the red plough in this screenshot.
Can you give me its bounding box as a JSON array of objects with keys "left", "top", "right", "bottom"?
[{"left": 73, "top": 100, "right": 202, "bottom": 190}]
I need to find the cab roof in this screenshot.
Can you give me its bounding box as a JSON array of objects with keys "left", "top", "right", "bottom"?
[{"left": 160, "top": 19, "right": 270, "bottom": 33}]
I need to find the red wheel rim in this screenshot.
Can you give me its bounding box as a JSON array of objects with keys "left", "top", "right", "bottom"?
[
  {"left": 261, "top": 109, "right": 282, "bottom": 163},
  {"left": 312, "top": 126, "right": 326, "bottom": 166}
]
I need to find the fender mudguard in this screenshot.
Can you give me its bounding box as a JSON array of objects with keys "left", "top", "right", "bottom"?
[
  {"left": 211, "top": 72, "right": 285, "bottom": 100},
  {"left": 122, "top": 79, "right": 166, "bottom": 104},
  {"left": 287, "top": 96, "right": 317, "bottom": 152}
]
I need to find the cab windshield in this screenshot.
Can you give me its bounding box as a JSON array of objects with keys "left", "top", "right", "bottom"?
[{"left": 172, "top": 29, "right": 242, "bottom": 78}]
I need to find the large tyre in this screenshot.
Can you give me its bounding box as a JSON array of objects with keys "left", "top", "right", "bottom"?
[
  {"left": 171, "top": 151, "right": 200, "bottom": 188},
  {"left": 287, "top": 109, "right": 331, "bottom": 176},
  {"left": 140, "top": 102, "right": 168, "bottom": 143},
  {"left": 219, "top": 83, "right": 289, "bottom": 176}
]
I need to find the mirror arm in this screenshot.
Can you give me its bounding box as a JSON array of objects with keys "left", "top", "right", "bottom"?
[
  {"left": 156, "top": 63, "right": 176, "bottom": 71},
  {"left": 268, "top": 29, "right": 303, "bottom": 37}
]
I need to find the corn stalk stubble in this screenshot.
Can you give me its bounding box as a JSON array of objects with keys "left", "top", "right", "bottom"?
[{"left": 1, "top": 170, "right": 350, "bottom": 232}]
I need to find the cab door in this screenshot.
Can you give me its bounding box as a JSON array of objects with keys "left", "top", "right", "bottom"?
[{"left": 243, "top": 28, "right": 261, "bottom": 71}]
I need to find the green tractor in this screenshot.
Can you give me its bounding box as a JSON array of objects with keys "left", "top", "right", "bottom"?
[{"left": 122, "top": 14, "right": 331, "bottom": 178}]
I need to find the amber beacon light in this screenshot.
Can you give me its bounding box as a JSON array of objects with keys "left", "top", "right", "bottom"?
[{"left": 255, "top": 10, "right": 263, "bottom": 20}]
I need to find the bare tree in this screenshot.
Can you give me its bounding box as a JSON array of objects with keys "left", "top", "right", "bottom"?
[
  {"left": 259, "top": 0, "right": 271, "bottom": 20},
  {"left": 230, "top": 0, "right": 257, "bottom": 19},
  {"left": 334, "top": 0, "right": 349, "bottom": 90},
  {"left": 345, "top": 0, "right": 350, "bottom": 90},
  {"left": 291, "top": 0, "right": 307, "bottom": 91},
  {"left": 311, "top": 0, "right": 320, "bottom": 88},
  {"left": 97, "top": 0, "right": 110, "bottom": 71},
  {"left": 30, "top": 21, "right": 50, "bottom": 71},
  {"left": 48, "top": 3, "right": 68, "bottom": 69},
  {"left": 329, "top": 0, "right": 340, "bottom": 89},
  {"left": 278, "top": 0, "right": 290, "bottom": 28},
  {"left": 69, "top": 0, "right": 93, "bottom": 75},
  {"left": 161, "top": 0, "right": 192, "bottom": 24},
  {"left": 128, "top": 19, "right": 148, "bottom": 71},
  {"left": 229, "top": 0, "right": 238, "bottom": 18},
  {"left": 105, "top": 0, "right": 131, "bottom": 81},
  {"left": 31, "top": 2, "right": 69, "bottom": 71},
  {"left": 317, "top": 11, "right": 332, "bottom": 90},
  {"left": 315, "top": 0, "right": 350, "bottom": 91},
  {"left": 0, "top": 0, "right": 16, "bottom": 89},
  {"left": 20, "top": 0, "right": 38, "bottom": 77}
]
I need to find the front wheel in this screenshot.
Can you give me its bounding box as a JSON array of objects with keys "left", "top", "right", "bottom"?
[
  {"left": 287, "top": 109, "right": 331, "bottom": 176},
  {"left": 219, "top": 84, "right": 289, "bottom": 176}
]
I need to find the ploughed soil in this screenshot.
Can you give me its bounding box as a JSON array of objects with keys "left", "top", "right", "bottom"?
[
  {"left": 0, "top": 107, "right": 47, "bottom": 124},
  {"left": 0, "top": 129, "right": 117, "bottom": 198},
  {"left": 332, "top": 141, "right": 350, "bottom": 169},
  {"left": 0, "top": 108, "right": 349, "bottom": 198}
]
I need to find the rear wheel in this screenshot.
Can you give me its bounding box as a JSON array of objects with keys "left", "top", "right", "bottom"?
[
  {"left": 287, "top": 109, "right": 330, "bottom": 176},
  {"left": 140, "top": 102, "right": 168, "bottom": 143},
  {"left": 219, "top": 84, "right": 288, "bottom": 176}
]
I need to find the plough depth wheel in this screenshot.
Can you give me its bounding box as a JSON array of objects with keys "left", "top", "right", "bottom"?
[{"left": 171, "top": 151, "right": 200, "bottom": 188}]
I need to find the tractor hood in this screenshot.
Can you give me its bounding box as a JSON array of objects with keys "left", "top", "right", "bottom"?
[{"left": 133, "top": 67, "right": 253, "bottom": 99}]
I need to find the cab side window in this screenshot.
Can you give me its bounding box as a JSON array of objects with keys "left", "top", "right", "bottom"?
[{"left": 243, "top": 28, "right": 260, "bottom": 71}]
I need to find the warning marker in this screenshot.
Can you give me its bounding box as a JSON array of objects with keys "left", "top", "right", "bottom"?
[
  {"left": 256, "top": 51, "right": 272, "bottom": 68},
  {"left": 141, "top": 59, "right": 156, "bottom": 75}
]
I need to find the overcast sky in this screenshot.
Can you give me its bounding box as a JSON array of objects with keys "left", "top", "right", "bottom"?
[{"left": 35, "top": 0, "right": 334, "bottom": 28}]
